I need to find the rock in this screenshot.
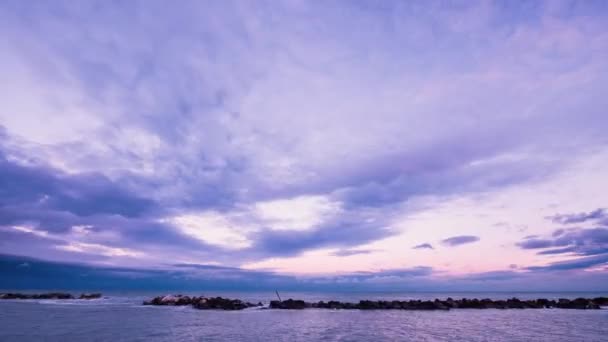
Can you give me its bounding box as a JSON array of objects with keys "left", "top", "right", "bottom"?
[
  {"left": 506, "top": 298, "right": 525, "bottom": 309},
  {"left": 0, "top": 293, "right": 30, "bottom": 299},
  {"left": 176, "top": 296, "right": 192, "bottom": 306},
  {"left": 433, "top": 299, "right": 450, "bottom": 310},
  {"left": 535, "top": 298, "right": 553, "bottom": 308},
  {"left": 151, "top": 294, "right": 193, "bottom": 306},
  {"left": 416, "top": 300, "right": 442, "bottom": 310},
  {"left": 194, "top": 297, "right": 255, "bottom": 310},
  {"left": 0, "top": 293, "right": 74, "bottom": 300},
  {"left": 358, "top": 300, "right": 379, "bottom": 310},
  {"left": 143, "top": 295, "right": 254, "bottom": 310},
  {"left": 161, "top": 295, "right": 179, "bottom": 305},
  {"left": 270, "top": 299, "right": 307, "bottom": 309},
  {"left": 34, "top": 293, "right": 74, "bottom": 300},
  {"left": 142, "top": 294, "right": 182, "bottom": 305},
  {"left": 79, "top": 293, "right": 102, "bottom": 300},
  {"left": 554, "top": 298, "right": 600, "bottom": 309},
  {"left": 593, "top": 297, "right": 608, "bottom": 306}
]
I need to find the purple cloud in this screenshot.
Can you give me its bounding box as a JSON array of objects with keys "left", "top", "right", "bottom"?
[
  {"left": 526, "top": 254, "right": 608, "bottom": 272},
  {"left": 517, "top": 228, "right": 608, "bottom": 256},
  {"left": 413, "top": 243, "right": 434, "bottom": 250},
  {"left": 441, "top": 235, "right": 480, "bottom": 247},
  {"left": 517, "top": 239, "right": 554, "bottom": 249},
  {"left": 331, "top": 249, "right": 377, "bottom": 257},
  {"left": 546, "top": 208, "right": 607, "bottom": 225}
]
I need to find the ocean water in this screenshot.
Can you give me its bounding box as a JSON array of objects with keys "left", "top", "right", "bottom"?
[{"left": 1, "top": 291, "right": 607, "bottom": 341}]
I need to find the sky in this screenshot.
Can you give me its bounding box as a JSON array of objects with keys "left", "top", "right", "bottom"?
[{"left": 1, "top": 0, "right": 608, "bottom": 291}]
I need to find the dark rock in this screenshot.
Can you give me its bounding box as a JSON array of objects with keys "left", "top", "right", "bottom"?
[
  {"left": 194, "top": 297, "right": 256, "bottom": 310},
  {"left": 0, "top": 293, "right": 30, "bottom": 299},
  {"left": 33, "top": 293, "right": 74, "bottom": 299},
  {"left": 358, "top": 300, "right": 379, "bottom": 310},
  {"left": 0, "top": 292, "right": 74, "bottom": 300},
  {"left": 593, "top": 297, "right": 608, "bottom": 306},
  {"left": 142, "top": 295, "right": 256, "bottom": 310},
  {"left": 176, "top": 296, "right": 192, "bottom": 306},
  {"left": 79, "top": 293, "right": 102, "bottom": 300},
  {"left": 270, "top": 299, "right": 307, "bottom": 309}
]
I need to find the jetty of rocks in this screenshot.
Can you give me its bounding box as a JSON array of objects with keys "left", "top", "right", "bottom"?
[
  {"left": 143, "top": 295, "right": 263, "bottom": 310},
  {"left": 0, "top": 293, "right": 102, "bottom": 300},
  {"left": 269, "top": 297, "right": 608, "bottom": 310},
  {"left": 142, "top": 295, "right": 608, "bottom": 311}
]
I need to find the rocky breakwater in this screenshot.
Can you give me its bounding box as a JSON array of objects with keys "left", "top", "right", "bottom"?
[
  {"left": 143, "top": 295, "right": 263, "bottom": 310},
  {"left": 142, "top": 295, "right": 608, "bottom": 311},
  {"left": 269, "top": 297, "right": 608, "bottom": 310},
  {"left": 0, "top": 292, "right": 102, "bottom": 300}
]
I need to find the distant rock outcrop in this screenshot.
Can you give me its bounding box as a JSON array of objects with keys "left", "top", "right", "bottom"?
[{"left": 0, "top": 292, "right": 103, "bottom": 300}]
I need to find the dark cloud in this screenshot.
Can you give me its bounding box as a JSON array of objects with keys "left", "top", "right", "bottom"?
[
  {"left": 441, "top": 235, "right": 480, "bottom": 247},
  {"left": 546, "top": 208, "right": 607, "bottom": 225},
  {"left": 0, "top": 254, "right": 437, "bottom": 291},
  {"left": 0, "top": 254, "right": 292, "bottom": 291},
  {"left": 3, "top": 253, "right": 607, "bottom": 292},
  {"left": 413, "top": 243, "right": 434, "bottom": 250},
  {"left": 0, "top": 150, "right": 156, "bottom": 222}
]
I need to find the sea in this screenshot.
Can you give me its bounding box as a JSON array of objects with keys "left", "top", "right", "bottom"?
[{"left": 1, "top": 291, "right": 607, "bottom": 341}]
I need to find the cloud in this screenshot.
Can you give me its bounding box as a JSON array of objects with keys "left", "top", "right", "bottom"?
[
  {"left": 330, "top": 249, "right": 376, "bottom": 257},
  {"left": 546, "top": 208, "right": 607, "bottom": 224},
  {"left": 516, "top": 228, "right": 608, "bottom": 256},
  {"left": 0, "top": 148, "right": 157, "bottom": 224},
  {"left": 517, "top": 238, "right": 553, "bottom": 249},
  {"left": 441, "top": 235, "right": 480, "bottom": 247},
  {"left": 246, "top": 211, "right": 396, "bottom": 258},
  {"left": 516, "top": 226, "right": 608, "bottom": 272},
  {"left": 526, "top": 254, "right": 608, "bottom": 272},
  {"left": 3, "top": 253, "right": 607, "bottom": 292},
  {"left": 413, "top": 243, "right": 434, "bottom": 250}
]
